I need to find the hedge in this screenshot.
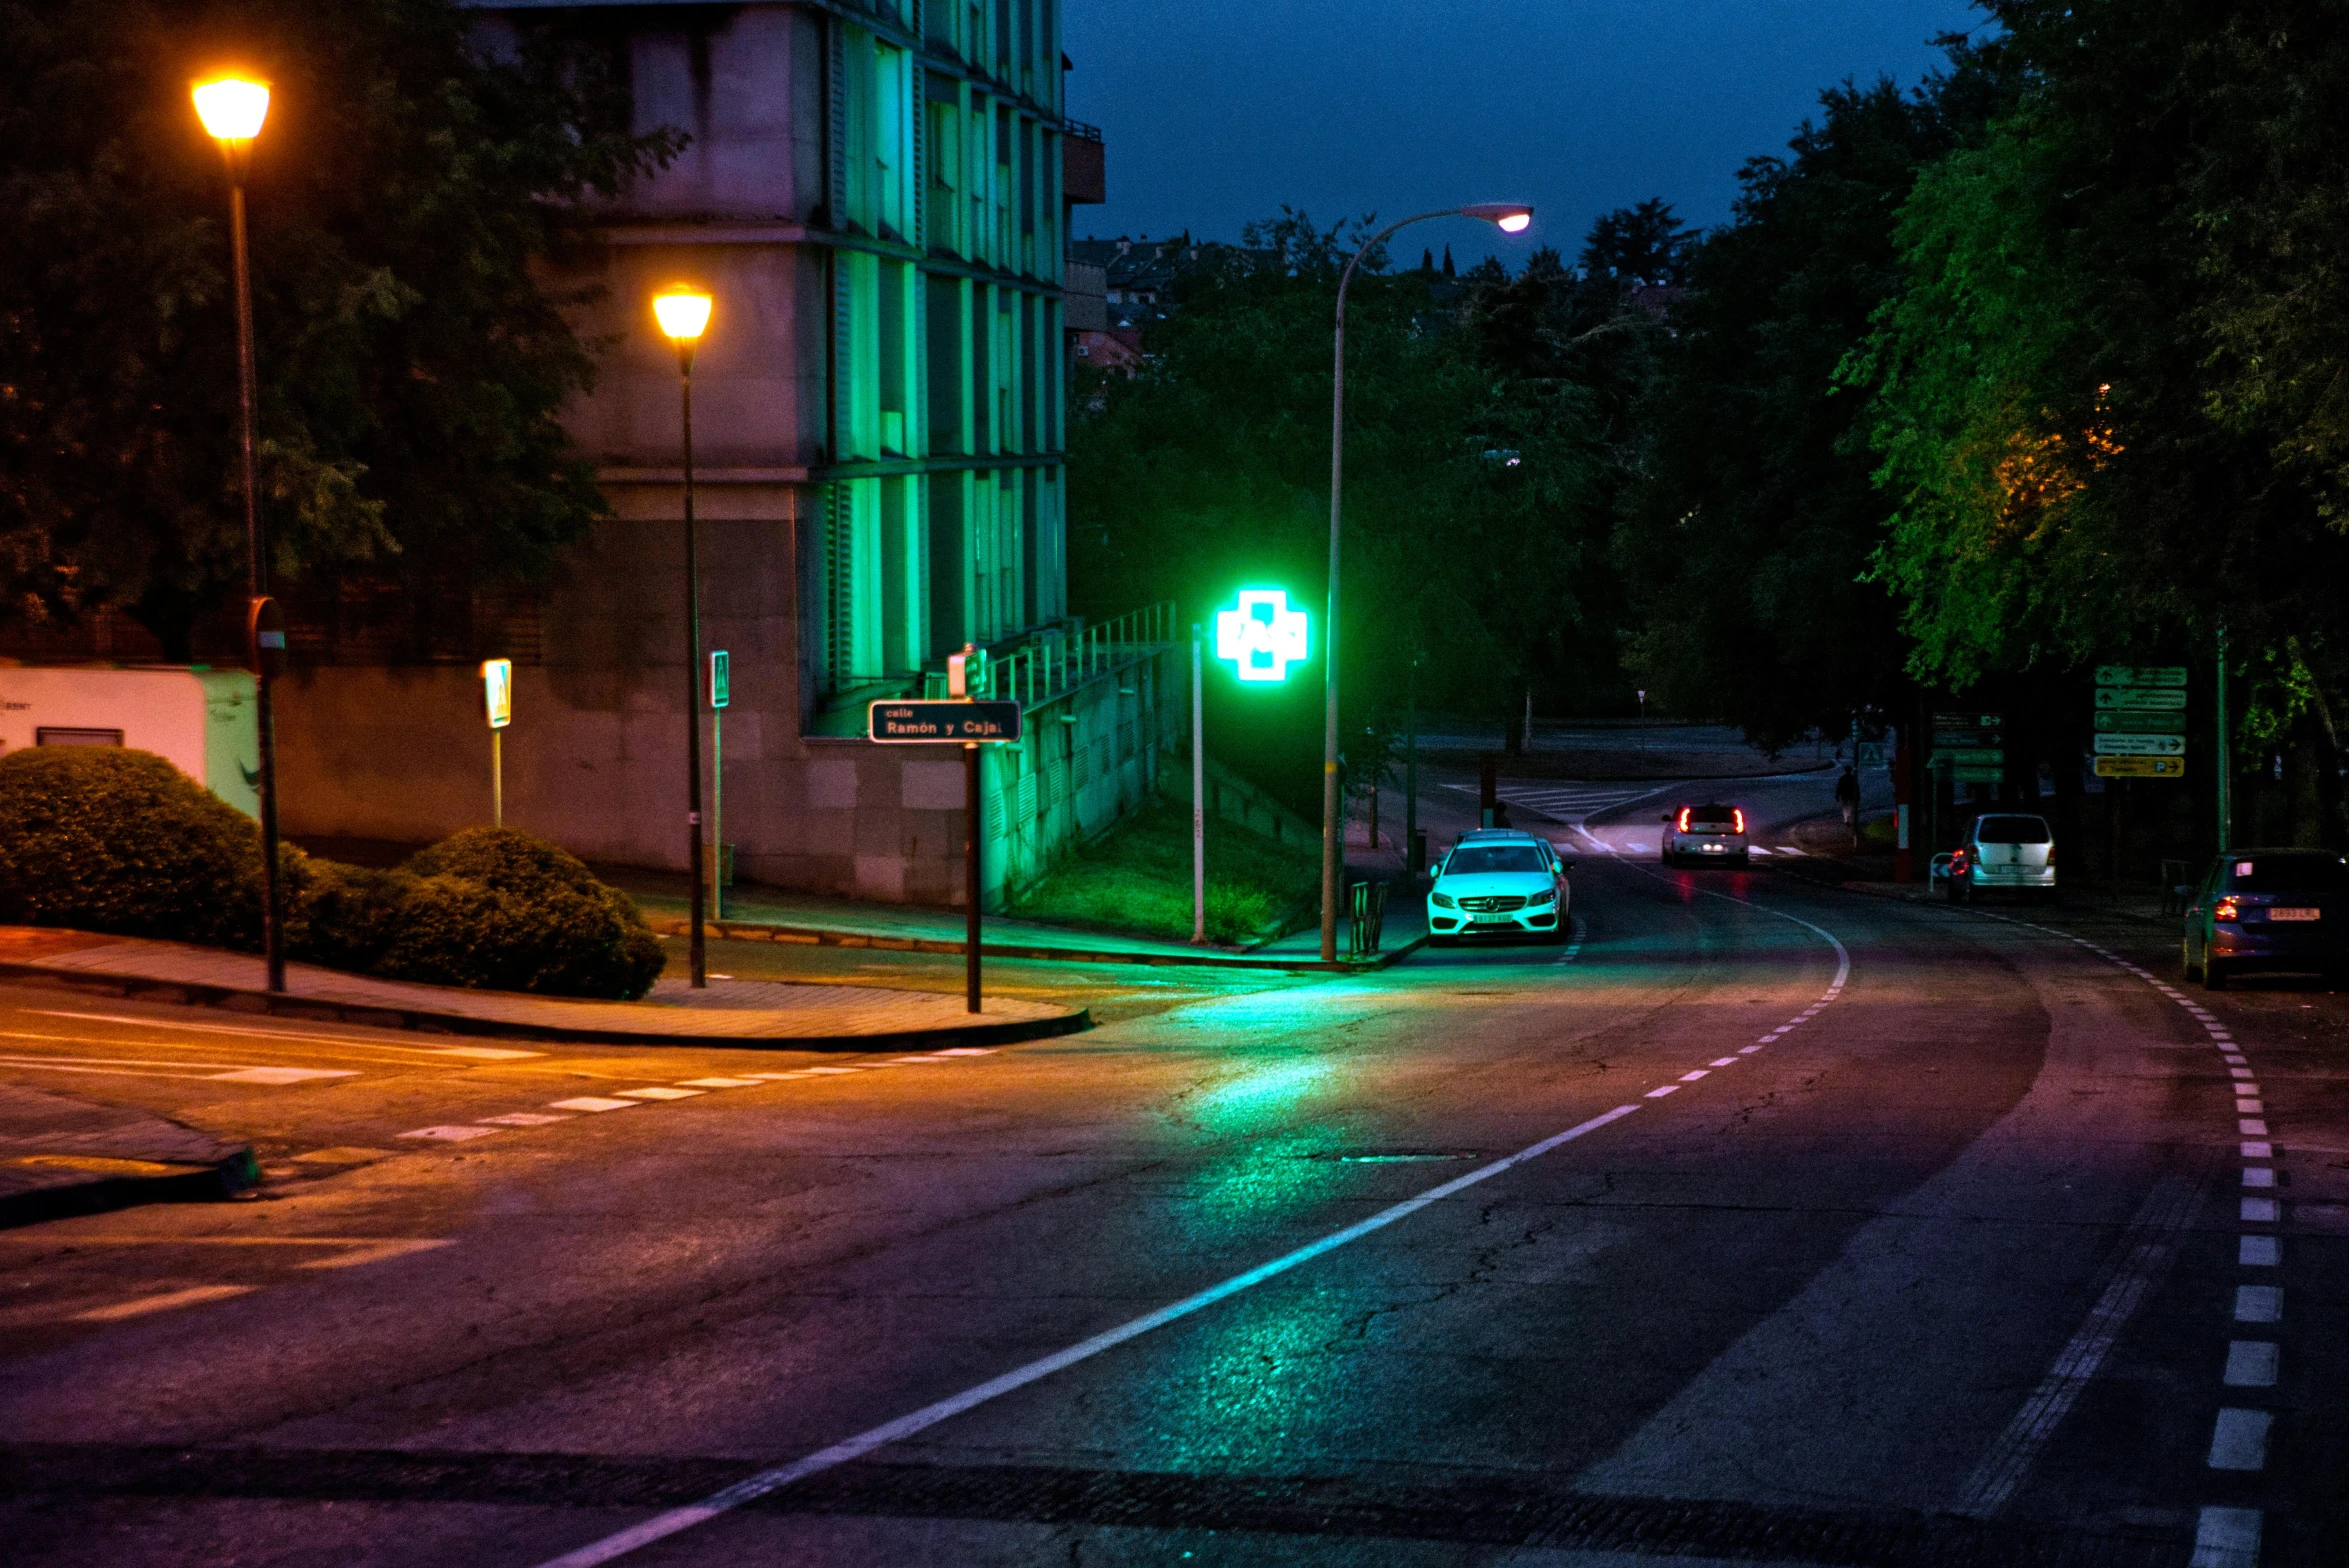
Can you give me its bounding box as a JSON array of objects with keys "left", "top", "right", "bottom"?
[{"left": 0, "top": 748, "right": 665, "bottom": 1000}]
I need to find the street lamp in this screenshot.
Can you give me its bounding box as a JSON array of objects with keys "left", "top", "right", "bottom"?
[
  {"left": 193, "top": 74, "right": 288, "bottom": 993},
  {"left": 655, "top": 286, "right": 713, "bottom": 988},
  {"left": 1318, "top": 201, "right": 1532, "bottom": 960}
]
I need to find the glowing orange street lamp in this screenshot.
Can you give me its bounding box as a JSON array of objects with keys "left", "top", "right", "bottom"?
[
  {"left": 1319, "top": 201, "right": 1532, "bottom": 959},
  {"left": 654, "top": 287, "right": 714, "bottom": 988},
  {"left": 193, "top": 74, "right": 289, "bottom": 992}
]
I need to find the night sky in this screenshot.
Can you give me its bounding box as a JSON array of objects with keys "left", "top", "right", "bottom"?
[{"left": 1063, "top": 0, "right": 1985, "bottom": 264}]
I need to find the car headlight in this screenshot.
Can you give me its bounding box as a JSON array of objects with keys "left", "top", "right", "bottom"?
[
  {"left": 1527, "top": 887, "right": 1556, "bottom": 906},
  {"left": 1431, "top": 891, "right": 1457, "bottom": 909}
]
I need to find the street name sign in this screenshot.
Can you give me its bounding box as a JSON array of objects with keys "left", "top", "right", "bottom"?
[
  {"left": 2095, "top": 686, "right": 2187, "bottom": 710},
  {"left": 868, "top": 700, "right": 1022, "bottom": 743},
  {"left": 2095, "top": 665, "right": 2188, "bottom": 688},
  {"left": 2096, "top": 755, "right": 2186, "bottom": 778},
  {"left": 1952, "top": 765, "right": 2004, "bottom": 785},
  {"left": 2095, "top": 732, "right": 2186, "bottom": 756},
  {"left": 2094, "top": 708, "right": 2187, "bottom": 734},
  {"left": 1934, "top": 747, "right": 2004, "bottom": 766}
]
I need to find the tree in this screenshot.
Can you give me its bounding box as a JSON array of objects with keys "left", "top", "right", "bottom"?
[
  {"left": 1067, "top": 221, "right": 1609, "bottom": 810},
  {"left": 0, "top": 0, "right": 672, "bottom": 651},
  {"left": 1617, "top": 65, "right": 2000, "bottom": 747}
]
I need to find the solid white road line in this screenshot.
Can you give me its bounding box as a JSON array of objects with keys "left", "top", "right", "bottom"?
[{"left": 528, "top": 1102, "right": 1648, "bottom": 1568}]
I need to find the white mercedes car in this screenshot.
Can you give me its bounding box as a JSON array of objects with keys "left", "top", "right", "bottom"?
[{"left": 1427, "top": 831, "right": 1570, "bottom": 944}]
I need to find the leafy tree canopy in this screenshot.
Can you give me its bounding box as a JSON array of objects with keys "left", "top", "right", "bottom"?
[{"left": 0, "top": 0, "right": 672, "bottom": 651}]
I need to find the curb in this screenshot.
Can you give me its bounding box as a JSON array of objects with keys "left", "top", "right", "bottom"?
[
  {"left": 0, "top": 1146, "right": 260, "bottom": 1231},
  {"left": 646, "top": 917, "right": 1429, "bottom": 974},
  {"left": 0, "top": 960, "right": 1094, "bottom": 1052}
]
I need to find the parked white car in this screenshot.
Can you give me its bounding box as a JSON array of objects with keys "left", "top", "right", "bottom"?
[
  {"left": 1948, "top": 814, "right": 2056, "bottom": 902},
  {"left": 1428, "top": 831, "right": 1570, "bottom": 944}
]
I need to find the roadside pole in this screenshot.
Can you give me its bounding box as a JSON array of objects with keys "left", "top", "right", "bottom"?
[
  {"left": 1191, "top": 624, "right": 1206, "bottom": 945},
  {"left": 709, "top": 651, "right": 730, "bottom": 920},
  {"left": 870, "top": 653, "right": 1018, "bottom": 1016},
  {"left": 965, "top": 739, "right": 982, "bottom": 1011},
  {"left": 1405, "top": 654, "right": 1420, "bottom": 885},
  {"left": 2216, "top": 624, "right": 2233, "bottom": 850}
]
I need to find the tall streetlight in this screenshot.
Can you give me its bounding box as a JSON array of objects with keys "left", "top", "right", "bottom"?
[
  {"left": 193, "top": 75, "right": 288, "bottom": 993},
  {"left": 1319, "top": 202, "right": 1532, "bottom": 960},
  {"left": 654, "top": 286, "right": 714, "bottom": 988}
]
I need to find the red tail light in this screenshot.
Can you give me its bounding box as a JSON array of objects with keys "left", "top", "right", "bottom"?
[
  {"left": 2046, "top": 844, "right": 2056, "bottom": 865},
  {"left": 1731, "top": 808, "right": 1745, "bottom": 834},
  {"left": 1951, "top": 849, "right": 1970, "bottom": 871},
  {"left": 1676, "top": 807, "right": 1691, "bottom": 832},
  {"left": 2213, "top": 897, "right": 2240, "bottom": 923}
]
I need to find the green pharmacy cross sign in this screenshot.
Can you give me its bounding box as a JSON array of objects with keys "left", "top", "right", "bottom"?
[{"left": 1214, "top": 589, "right": 1309, "bottom": 683}]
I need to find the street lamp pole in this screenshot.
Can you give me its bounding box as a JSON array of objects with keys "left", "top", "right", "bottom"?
[
  {"left": 194, "top": 77, "right": 286, "bottom": 993},
  {"left": 1320, "top": 202, "right": 1532, "bottom": 960},
  {"left": 655, "top": 289, "right": 714, "bottom": 988}
]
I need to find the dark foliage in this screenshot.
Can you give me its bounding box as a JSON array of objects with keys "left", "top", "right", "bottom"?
[
  {"left": 0, "top": 745, "right": 261, "bottom": 943},
  {"left": 0, "top": 0, "right": 674, "bottom": 648}
]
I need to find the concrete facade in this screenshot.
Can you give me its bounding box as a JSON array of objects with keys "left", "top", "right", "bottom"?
[{"left": 257, "top": 0, "right": 1169, "bottom": 910}]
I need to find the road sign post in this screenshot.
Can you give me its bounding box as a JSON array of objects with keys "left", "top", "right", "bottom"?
[
  {"left": 870, "top": 691, "right": 1022, "bottom": 1011},
  {"left": 481, "top": 658, "right": 513, "bottom": 829},
  {"left": 709, "top": 651, "right": 729, "bottom": 918},
  {"left": 1191, "top": 625, "right": 1206, "bottom": 945}
]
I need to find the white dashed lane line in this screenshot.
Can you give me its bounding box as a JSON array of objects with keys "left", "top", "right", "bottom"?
[
  {"left": 1958, "top": 909, "right": 2286, "bottom": 1562},
  {"left": 524, "top": 893, "right": 1858, "bottom": 1568},
  {"left": 391, "top": 1050, "right": 1003, "bottom": 1145}
]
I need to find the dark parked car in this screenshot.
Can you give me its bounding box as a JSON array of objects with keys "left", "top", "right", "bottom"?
[{"left": 2181, "top": 850, "right": 2349, "bottom": 989}]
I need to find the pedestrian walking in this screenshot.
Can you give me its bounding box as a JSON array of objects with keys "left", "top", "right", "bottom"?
[{"left": 1836, "top": 764, "right": 1861, "bottom": 842}]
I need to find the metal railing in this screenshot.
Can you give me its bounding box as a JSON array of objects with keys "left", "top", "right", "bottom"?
[{"left": 989, "top": 601, "right": 1174, "bottom": 711}]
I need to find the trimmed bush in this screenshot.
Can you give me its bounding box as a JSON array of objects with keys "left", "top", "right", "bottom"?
[
  {"left": 380, "top": 828, "right": 665, "bottom": 1000},
  {"left": 0, "top": 746, "right": 262, "bottom": 946},
  {"left": 0, "top": 752, "right": 662, "bottom": 1000}
]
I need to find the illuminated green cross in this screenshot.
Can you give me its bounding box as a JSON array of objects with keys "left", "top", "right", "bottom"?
[{"left": 1215, "top": 589, "right": 1309, "bottom": 682}]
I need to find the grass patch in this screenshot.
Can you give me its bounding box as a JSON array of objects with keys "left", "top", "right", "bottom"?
[{"left": 1010, "top": 798, "right": 1318, "bottom": 945}]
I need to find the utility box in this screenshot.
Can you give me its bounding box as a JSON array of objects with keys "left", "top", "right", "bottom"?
[{"left": 0, "top": 666, "right": 261, "bottom": 818}]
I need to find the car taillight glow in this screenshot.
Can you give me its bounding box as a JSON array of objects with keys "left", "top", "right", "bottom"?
[
  {"left": 1731, "top": 808, "right": 1745, "bottom": 834},
  {"left": 1676, "top": 807, "right": 1691, "bottom": 832},
  {"left": 2213, "top": 897, "right": 2240, "bottom": 923},
  {"left": 2046, "top": 844, "right": 2056, "bottom": 865}
]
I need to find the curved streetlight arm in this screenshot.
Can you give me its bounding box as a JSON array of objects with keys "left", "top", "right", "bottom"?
[{"left": 1320, "top": 206, "right": 1482, "bottom": 962}]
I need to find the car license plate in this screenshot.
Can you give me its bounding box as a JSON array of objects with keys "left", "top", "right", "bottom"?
[
  {"left": 1471, "top": 914, "right": 1513, "bottom": 925},
  {"left": 2270, "top": 907, "right": 2321, "bottom": 922}
]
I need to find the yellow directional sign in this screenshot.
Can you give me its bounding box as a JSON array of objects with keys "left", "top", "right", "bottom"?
[{"left": 2095, "top": 755, "right": 2185, "bottom": 778}]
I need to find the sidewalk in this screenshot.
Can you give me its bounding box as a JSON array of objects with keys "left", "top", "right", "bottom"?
[
  {"left": 0, "top": 1081, "right": 258, "bottom": 1227},
  {"left": 626, "top": 878, "right": 1429, "bottom": 972},
  {"left": 0, "top": 927, "right": 1088, "bottom": 1048}
]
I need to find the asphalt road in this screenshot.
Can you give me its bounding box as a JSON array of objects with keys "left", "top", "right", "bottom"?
[{"left": 2, "top": 799, "right": 2343, "bottom": 1567}]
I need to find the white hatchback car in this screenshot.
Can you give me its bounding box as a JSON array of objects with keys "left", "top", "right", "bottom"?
[
  {"left": 1661, "top": 803, "right": 1748, "bottom": 867},
  {"left": 1948, "top": 813, "right": 2056, "bottom": 902},
  {"left": 1428, "top": 833, "right": 1570, "bottom": 944}
]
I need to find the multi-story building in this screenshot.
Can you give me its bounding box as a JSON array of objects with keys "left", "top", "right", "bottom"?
[{"left": 256, "top": 0, "right": 1178, "bottom": 908}]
